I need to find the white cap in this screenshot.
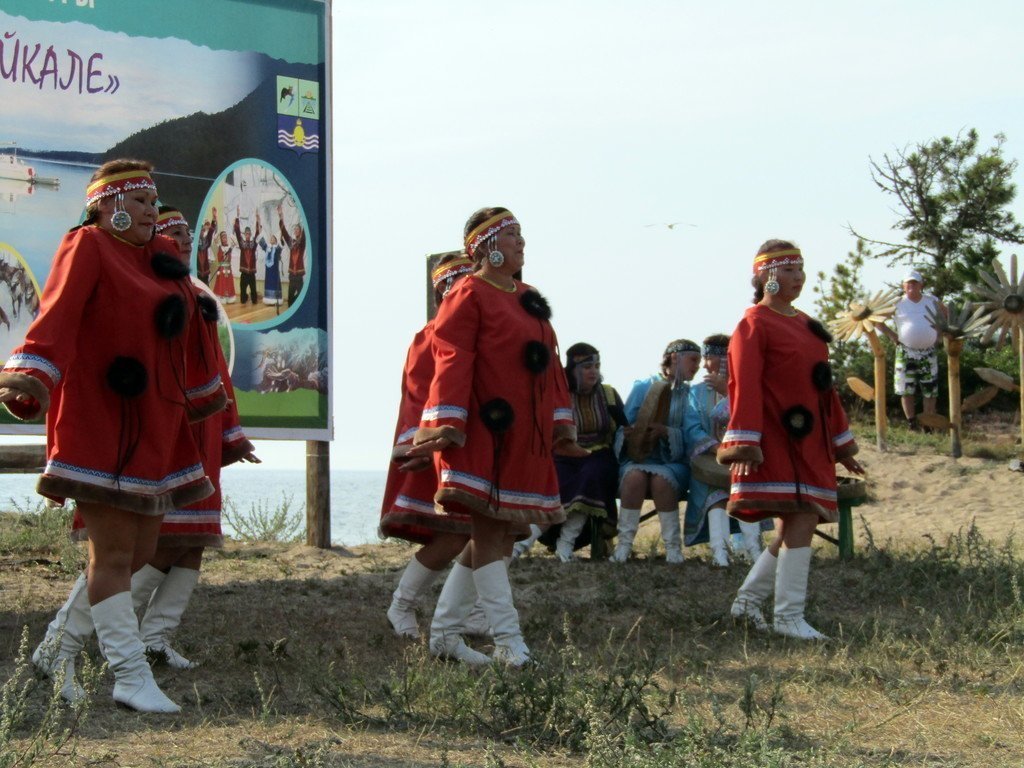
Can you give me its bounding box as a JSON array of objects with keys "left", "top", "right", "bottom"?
[{"left": 903, "top": 269, "right": 923, "bottom": 284}]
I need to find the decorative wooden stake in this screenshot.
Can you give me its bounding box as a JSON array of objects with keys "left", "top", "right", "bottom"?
[
  {"left": 830, "top": 288, "right": 900, "bottom": 452},
  {"left": 865, "top": 329, "right": 888, "bottom": 451},
  {"left": 945, "top": 336, "right": 963, "bottom": 458},
  {"left": 1019, "top": 330, "right": 1024, "bottom": 456}
]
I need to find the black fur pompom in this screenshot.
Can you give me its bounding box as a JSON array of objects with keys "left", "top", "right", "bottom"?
[
  {"left": 106, "top": 356, "right": 148, "bottom": 398},
  {"left": 520, "top": 290, "right": 551, "bottom": 321},
  {"left": 197, "top": 293, "right": 219, "bottom": 322},
  {"left": 480, "top": 398, "right": 515, "bottom": 434},
  {"left": 151, "top": 252, "right": 190, "bottom": 280},
  {"left": 155, "top": 294, "right": 187, "bottom": 339},
  {"left": 811, "top": 361, "right": 833, "bottom": 392},
  {"left": 781, "top": 405, "right": 814, "bottom": 440},
  {"left": 523, "top": 340, "right": 550, "bottom": 373},
  {"left": 807, "top": 318, "right": 833, "bottom": 344}
]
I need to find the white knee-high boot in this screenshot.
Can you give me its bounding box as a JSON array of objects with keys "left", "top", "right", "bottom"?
[
  {"left": 387, "top": 557, "right": 443, "bottom": 639},
  {"left": 429, "top": 563, "right": 491, "bottom": 666},
  {"left": 658, "top": 510, "right": 684, "bottom": 564},
  {"left": 772, "top": 547, "right": 827, "bottom": 640},
  {"left": 139, "top": 567, "right": 200, "bottom": 669},
  {"left": 707, "top": 507, "right": 730, "bottom": 567},
  {"left": 32, "top": 573, "right": 92, "bottom": 703},
  {"left": 462, "top": 555, "right": 509, "bottom": 637},
  {"left": 555, "top": 512, "right": 588, "bottom": 563},
  {"left": 609, "top": 508, "right": 640, "bottom": 563},
  {"left": 739, "top": 521, "right": 762, "bottom": 561},
  {"left": 511, "top": 524, "right": 543, "bottom": 559},
  {"left": 131, "top": 564, "right": 167, "bottom": 614},
  {"left": 472, "top": 560, "right": 530, "bottom": 667},
  {"left": 91, "top": 592, "right": 180, "bottom": 713},
  {"left": 729, "top": 549, "right": 778, "bottom": 631}
]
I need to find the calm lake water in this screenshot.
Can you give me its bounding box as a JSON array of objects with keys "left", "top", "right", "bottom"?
[{"left": 0, "top": 468, "right": 388, "bottom": 547}]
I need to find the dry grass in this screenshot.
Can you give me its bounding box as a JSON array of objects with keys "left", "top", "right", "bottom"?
[{"left": 2, "top": 443, "right": 1024, "bottom": 766}]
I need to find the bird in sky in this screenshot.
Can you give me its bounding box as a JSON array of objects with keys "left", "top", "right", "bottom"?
[{"left": 644, "top": 222, "right": 697, "bottom": 229}]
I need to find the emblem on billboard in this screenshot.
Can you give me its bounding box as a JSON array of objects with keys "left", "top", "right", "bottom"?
[{"left": 276, "top": 76, "right": 319, "bottom": 155}]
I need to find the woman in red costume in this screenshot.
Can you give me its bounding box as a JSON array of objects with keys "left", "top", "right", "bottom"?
[
  {"left": 717, "top": 240, "right": 863, "bottom": 640},
  {"left": 0, "top": 161, "right": 211, "bottom": 712},
  {"left": 131, "top": 207, "right": 257, "bottom": 665},
  {"left": 409, "top": 207, "right": 574, "bottom": 666},
  {"left": 32, "top": 206, "right": 258, "bottom": 702},
  {"left": 380, "top": 254, "right": 491, "bottom": 664},
  {"left": 212, "top": 229, "right": 237, "bottom": 304}
]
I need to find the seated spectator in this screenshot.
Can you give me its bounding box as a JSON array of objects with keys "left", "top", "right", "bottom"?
[
  {"left": 684, "top": 333, "right": 763, "bottom": 565},
  {"left": 612, "top": 340, "right": 715, "bottom": 563},
  {"left": 546, "top": 343, "right": 626, "bottom": 562}
]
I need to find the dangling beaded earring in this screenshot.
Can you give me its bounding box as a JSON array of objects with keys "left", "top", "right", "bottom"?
[
  {"left": 487, "top": 236, "right": 504, "bottom": 268},
  {"left": 111, "top": 193, "right": 132, "bottom": 232},
  {"left": 764, "top": 266, "right": 780, "bottom": 295}
]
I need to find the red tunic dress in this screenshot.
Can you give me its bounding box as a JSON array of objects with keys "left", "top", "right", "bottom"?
[
  {"left": 379, "top": 321, "right": 471, "bottom": 544},
  {"left": 416, "top": 276, "right": 574, "bottom": 524},
  {"left": 212, "top": 246, "right": 236, "bottom": 302},
  {"left": 71, "top": 279, "right": 253, "bottom": 545},
  {"left": 0, "top": 226, "right": 212, "bottom": 514},
  {"left": 717, "top": 305, "right": 857, "bottom": 523}
]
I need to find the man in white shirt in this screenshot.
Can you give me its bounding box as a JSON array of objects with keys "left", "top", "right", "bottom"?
[{"left": 880, "top": 269, "right": 947, "bottom": 427}]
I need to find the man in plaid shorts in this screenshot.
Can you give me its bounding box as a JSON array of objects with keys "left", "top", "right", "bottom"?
[{"left": 881, "top": 269, "right": 947, "bottom": 428}]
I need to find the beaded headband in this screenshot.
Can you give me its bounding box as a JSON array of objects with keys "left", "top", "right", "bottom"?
[
  {"left": 85, "top": 170, "right": 157, "bottom": 206},
  {"left": 702, "top": 343, "right": 728, "bottom": 357},
  {"left": 464, "top": 212, "right": 518, "bottom": 257},
  {"left": 431, "top": 256, "right": 474, "bottom": 288},
  {"left": 664, "top": 340, "right": 700, "bottom": 356},
  {"left": 753, "top": 248, "right": 802, "bottom": 274},
  {"left": 155, "top": 209, "right": 188, "bottom": 233}
]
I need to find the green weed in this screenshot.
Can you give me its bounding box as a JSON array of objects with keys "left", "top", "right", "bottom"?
[
  {"left": 222, "top": 493, "right": 303, "bottom": 543},
  {"left": 0, "top": 627, "right": 94, "bottom": 768},
  {"left": 0, "top": 500, "right": 83, "bottom": 575}
]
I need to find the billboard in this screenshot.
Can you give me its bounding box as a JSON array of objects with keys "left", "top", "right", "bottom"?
[{"left": 0, "top": 0, "right": 332, "bottom": 440}]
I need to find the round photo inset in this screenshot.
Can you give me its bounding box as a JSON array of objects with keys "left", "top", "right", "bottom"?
[
  {"left": 0, "top": 242, "right": 42, "bottom": 363},
  {"left": 195, "top": 159, "right": 310, "bottom": 329}
]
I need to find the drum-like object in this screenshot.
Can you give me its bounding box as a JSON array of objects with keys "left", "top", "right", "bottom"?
[
  {"left": 691, "top": 453, "right": 730, "bottom": 490},
  {"left": 625, "top": 380, "right": 670, "bottom": 463},
  {"left": 836, "top": 476, "right": 867, "bottom": 501}
]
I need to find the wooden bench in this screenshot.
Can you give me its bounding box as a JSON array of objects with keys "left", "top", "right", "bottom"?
[
  {"left": 0, "top": 444, "right": 46, "bottom": 474},
  {"left": 585, "top": 462, "right": 867, "bottom": 561}
]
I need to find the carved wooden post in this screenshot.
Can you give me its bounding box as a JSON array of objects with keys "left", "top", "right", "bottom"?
[
  {"left": 1019, "top": 330, "right": 1024, "bottom": 457},
  {"left": 945, "top": 336, "right": 963, "bottom": 458},
  {"left": 865, "top": 330, "right": 888, "bottom": 452},
  {"left": 306, "top": 440, "right": 331, "bottom": 548}
]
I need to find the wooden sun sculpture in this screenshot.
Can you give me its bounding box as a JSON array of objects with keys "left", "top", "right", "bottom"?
[
  {"left": 831, "top": 288, "right": 900, "bottom": 451},
  {"left": 928, "top": 302, "right": 990, "bottom": 341},
  {"left": 975, "top": 254, "right": 1024, "bottom": 348},
  {"left": 922, "top": 301, "right": 993, "bottom": 458},
  {"left": 972, "top": 254, "right": 1024, "bottom": 455},
  {"left": 830, "top": 288, "right": 900, "bottom": 342}
]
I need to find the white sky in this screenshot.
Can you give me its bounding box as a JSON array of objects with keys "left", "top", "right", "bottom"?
[
  {"left": 8, "top": 1, "right": 1024, "bottom": 472},
  {"left": 297, "top": 0, "right": 1024, "bottom": 472}
]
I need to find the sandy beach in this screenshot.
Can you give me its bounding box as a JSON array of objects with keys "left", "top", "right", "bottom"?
[{"left": 853, "top": 441, "right": 1022, "bottom": 547}]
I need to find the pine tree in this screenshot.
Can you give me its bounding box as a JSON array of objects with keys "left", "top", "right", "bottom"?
[{"left": 851, "top": 129, "right": 1024, "bottom": 301}]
